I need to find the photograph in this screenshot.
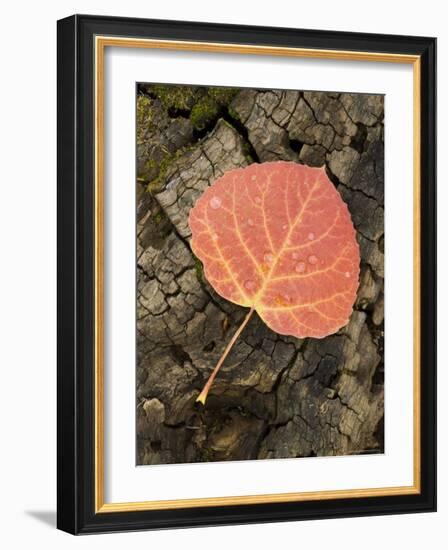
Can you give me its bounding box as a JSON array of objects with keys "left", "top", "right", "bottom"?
[
  {"left": 0, "top": 0, "right": 441, "bottom": 543},
  {"left": 136, "top": 83, "right": 385, "bottom": 466}
]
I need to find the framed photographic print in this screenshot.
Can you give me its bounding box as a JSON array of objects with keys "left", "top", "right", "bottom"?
[{"left": 57, "top": 14, "right": 436, "bottom": 534}]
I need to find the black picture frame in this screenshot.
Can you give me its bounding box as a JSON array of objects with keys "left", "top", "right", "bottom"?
[{"left": 57, "top": 14, "right": 436, "bottom": 534}]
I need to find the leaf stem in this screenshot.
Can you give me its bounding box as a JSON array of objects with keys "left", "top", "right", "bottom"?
[{"left": 196, "top": 307, "right": 255, "bottom": 406}]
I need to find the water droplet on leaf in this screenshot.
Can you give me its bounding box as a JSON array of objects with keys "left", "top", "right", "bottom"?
[
  {"left": 308, "top": 232, "right": 315, "bottom": 241},
  {"left": 275, "top": 294, "right": 291, "bottom": 306},
  {"left": 308, "top": 255, "right": 318, "bottom": 265},
  {"left": 247, "top": 218, "right": 254, "bottom": 226},
  {"left": 295, "top": 262, "right": 306, "bottom": 273},
  {"left": 264, "top": 252, "right": 274, "bottom": 264},
  {"left": 209, "top": 196, "right": 222, "bottom": 209},
  {"left": 244, "top": 280, "right": 256, "bottom": 291}
]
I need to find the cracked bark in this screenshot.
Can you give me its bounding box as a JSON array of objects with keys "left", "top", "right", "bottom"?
[{"left": 136, "top": 86, "right": 384, "bottom": 465}]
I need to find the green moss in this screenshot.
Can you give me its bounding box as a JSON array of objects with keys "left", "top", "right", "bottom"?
[
  {"left": 144, "top": 157, "right": 157, "bottom": 175},
  {"left": 136, "top": 95, "right": 154, "bottom": 144},
  {"left": 153, "top": 211, "right": 165, "bottom": 225},
  {"left": 146, "top": 152, "right": 174, "bottom": 194},
  {"left": 151, "top": 84, "right": 198, "bottom": 111},
  {"left": 190, "top": 96, "right": 220, "bottom": 131},
  {"left": 147, "top": 149, "right": 179, "bottom": 192},
  {"left": 146, "top": 146, "right": 194, "bottom": 195},
  {"left": 242, "top": 142, "right": 255, "bottom": 164},
  {"left": 153, "top": 208, "right": 172, "bottom": 239},
  {"left": 143, "top": 204, "right": 173, "bottom": 248},
  {"left": 150, "top": 84, "right": 237, "bottom": 114},
  {"left": 192, "top": 255, "right": 204, "bottom": 282},
  {"left": 189, "top": 88, "right": 239, "bottom": 131},
  {"left": 198, "top": 447, "right": 214, "bottom": 462},
  {"left": 208, "top": 87, "right": 238, "bottom": 106},
  {"left": 140, "top": 86, "right": 243, "bottom": 189},
  {"left": 227, "top": 104, "right": 240, "bottom": 121}
]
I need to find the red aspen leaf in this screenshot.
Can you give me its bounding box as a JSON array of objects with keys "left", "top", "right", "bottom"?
[{"left": 189, "top": 161, "right": 360, "bottom": 340}]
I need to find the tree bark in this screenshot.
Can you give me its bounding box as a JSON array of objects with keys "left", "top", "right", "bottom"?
[{"left": 136, "top": 86, "right": 384, "bottom": 465}]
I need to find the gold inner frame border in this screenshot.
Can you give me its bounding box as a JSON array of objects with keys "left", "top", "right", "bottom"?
[{"left": 94, "top": 35, "right": 421, "bottom": 513}]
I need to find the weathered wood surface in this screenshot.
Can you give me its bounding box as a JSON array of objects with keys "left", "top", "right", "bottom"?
[{"left": 136, "top": 86, "right": 384, "bottom": 465}]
